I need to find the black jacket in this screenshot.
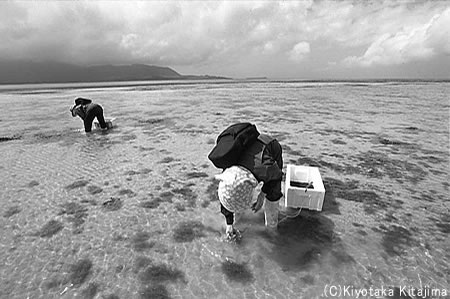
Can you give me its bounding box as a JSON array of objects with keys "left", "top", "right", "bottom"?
[{"left": 237, "top": 134, "right": 283, "bottom": 201}]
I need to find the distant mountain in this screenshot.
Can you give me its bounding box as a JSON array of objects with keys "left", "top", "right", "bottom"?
[{"left": 0, "top": 61, "right": 227, "bottom": 84}]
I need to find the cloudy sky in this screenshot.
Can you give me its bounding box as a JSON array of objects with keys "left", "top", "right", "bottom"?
[{"left": 1, "top": 0, "right": 449, "bottom": 79}]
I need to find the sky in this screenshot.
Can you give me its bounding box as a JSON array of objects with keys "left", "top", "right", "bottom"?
[{"left": 1, "top": 0, "right": 449, "bottom": 79}]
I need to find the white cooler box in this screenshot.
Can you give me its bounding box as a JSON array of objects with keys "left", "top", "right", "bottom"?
[
  {"left": 284, "top": 164, "right": 325, "bottom": 211},
  {"left": 94, "top": 118, "right": 115, "bottom": 129}
]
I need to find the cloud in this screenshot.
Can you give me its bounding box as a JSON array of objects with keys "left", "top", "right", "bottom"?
[
  {"left": 426, "top": 8, "right": 450, "bottom": 55},
  {"left": 0, "top": 1, "right": 313, "bottom": 66},
  {"left": 343, "top": 7, "right": 450, "bottom": 67},
  {"left": 289, "top": 42, "right": 311, "bottom": 62},
  {"left": 0, "top": 1, "right": 448, "bottom": 78}
]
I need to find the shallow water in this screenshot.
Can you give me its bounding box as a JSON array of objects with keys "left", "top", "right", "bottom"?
[{"left": 0, "top": 80, "right": 449, "bottom": 299}]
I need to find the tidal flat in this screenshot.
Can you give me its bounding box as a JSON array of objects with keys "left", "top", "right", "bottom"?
[{"left": 0, "top": 80, "right": 448, "bottom": 298}]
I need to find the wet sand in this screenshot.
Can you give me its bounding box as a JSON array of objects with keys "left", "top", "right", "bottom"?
[{"left": 0, "top": 80, "right": 449, "bottom": 298}]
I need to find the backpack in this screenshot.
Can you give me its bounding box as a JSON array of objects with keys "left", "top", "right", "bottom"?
[{"left": 208, "top": 123, "right": 260, "bottom": 169}]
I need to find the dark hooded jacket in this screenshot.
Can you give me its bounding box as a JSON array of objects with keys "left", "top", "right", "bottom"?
[{"left": 236, "top": 134, "right": 283, "bottom": 202}]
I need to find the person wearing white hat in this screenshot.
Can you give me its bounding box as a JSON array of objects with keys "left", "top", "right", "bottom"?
[{"left": 215, "top": 133, "right": 284, "bottom": 240}]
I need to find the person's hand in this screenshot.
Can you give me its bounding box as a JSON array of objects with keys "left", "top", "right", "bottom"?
[
  {"left": 251, "top": 192, "right": 265, "bottom": 213},
  {"left": 224, "top": 225, "right": 241, "bottom": 242},
  {"left": 225, "top": 225, "right": 234, "bottom": 235}
]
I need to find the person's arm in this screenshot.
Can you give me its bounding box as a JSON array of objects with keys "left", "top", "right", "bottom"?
[
  {"left": 252, "top": 139, "right": 283, "bottom": 182},
  {"left": 71, "top": 105, "right": 86, "bottom": 119},
  {"left": 251, "top": 190, "right": 265, "bottom": 212},
  {"left": 262, "top": 179, "right": 283, "bottom": 202},
  {"left": 259, "top": 139, "right": 284, "bottom": 202}
]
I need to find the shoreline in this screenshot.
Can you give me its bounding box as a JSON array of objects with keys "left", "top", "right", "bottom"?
[{"left": 1, "top": 78, "right": 449, "bottom": 94}]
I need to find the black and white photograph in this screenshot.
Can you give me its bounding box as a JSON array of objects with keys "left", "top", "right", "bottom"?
[{"left": 0, "top": 1, "right": 449, "bottom": 298}]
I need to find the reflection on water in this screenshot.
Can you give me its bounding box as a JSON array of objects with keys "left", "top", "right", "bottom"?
[{"left": 0, "top": 80, "right": 449, "bottom": 298}]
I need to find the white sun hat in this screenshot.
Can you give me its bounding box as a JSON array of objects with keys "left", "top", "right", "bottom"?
[{"left": 215, "top": 166, "right": 258, "bottom": 213}]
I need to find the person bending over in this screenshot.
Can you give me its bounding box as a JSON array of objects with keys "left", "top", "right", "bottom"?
[
  {"left": 215, "top": 133, "right": 285, "bottom": 240},
  {"left": 70, "top": 97, "right": 108, "bottom": 133}
]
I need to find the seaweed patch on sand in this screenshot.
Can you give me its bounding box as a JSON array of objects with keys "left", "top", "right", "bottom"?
[
  {"left": 411, "top": 190, "right": 442, "bottom": 203},
  {"left": 283, "top": 145, "right": 303, "bottom": 157},
  {"left": 3, "top": 205, "right": 21, "bottom": 218},
  {"left": 261, "top": 213, "right": 349, "bottom": 271},
  {"left": 137, "top": 118, "right": 165, "bottom": 125},
  {"left": 320, "top": 180, "right": 341, "bottom": 215},
  {"left": 172, "top": 220, "right": 205, "bottom": 242},
  {"left": 139, "top": 146, "right": 155, "bottom": 152},
  {"left": 121, "top": 133, "right": 137, "bottom": 141},
  {"left": 139, "top": 285, "right": 170, "bottom": 299},
  {"left": 134, "top": 256, "right": 153, "bottom": 273},
  {"left": 59, "top": 202, "right": 88, "bottom": 234},
  {"left": 292, "top": 150, "right": 427, "bottom": 184},
  {"left": 158, "top": 157, "right": 175, "bottom": 164},
  {"left": 65, "top": 180, "right": 89, "bottom": 190},
  {"left": 81, "top": 282, "right": 99, "bottom": 299},
  {"left": 356, "top": 230, "right": 368, "bottom": 236},
  {"left": 0, "top": 135, "right": 22, "bottom": 142},
  {"left": 200, "top": 200, "right": 211, "bottom": 208},
  {"left": 140, "top": 168, "right": 153, "bottom": 174},
  {"left": 140, "top": 198, "right": 163, "bottom": 209},
  {"left": 380, "top": 225, "right": 417, "bottom": 257},
  {"left": 87, "top": 185, "right": 103, "bottom": 195},
  {"left": 30, "top": 131, "right": 67, "bottom": 144},
  {"left": 340, "top": 190, "right": 380, "bottom": 204},
  {"left": 331, "top": 138, "right": 347, "bottom": 145},
  {"left": 221, "top": 260, "right": 254, "bottom": 284},
  {"left": 376, "top": 136, "right": 412, "bottom": 146},
  {"left": 206, "top": 179, "right": 219, "bottom": 202},
  {"left": 324, "top": 177, "right": 395, "bottom": 214},
  {"left": 132, "top": 232, "right": 156, "bottom": 252},
  {"left": 355, "top": 151, "right": 427, "bottom": 183},
  {"left": 159, "top": 191, "right": 174, "bottom": 202},
  {"left": 172, "top": 186, "right": 198, "bottom": 208},
  {"left": 186, "top": 171, "right": 208, "bottom": 179},
  {"left": 288, "top": 154, "right": 360, "bottom": 175},
  {"left": 125, "top": 168, "right": 153, "bottom": 176},
  {"left": 323, "top": 177, "right": 358, "bottom": 196},
  {"left": 329, "top": 248, "right": 355, "bottom": 267},
  {"left": 174, "top": 203, "right": 186, "bottom": 211},
  {"left": 36, "top": 219, "right": 64, "bottom": 238},
  {"left": 103, "top": 197, "right": 123, "bottom": 211},
  {"left": 44, "top": 275, "right": 68, "bottom": 290},
  {"left": 433, "top": 214, "right": 450, "bottom": 234},
  {"left": 138, "top": 263, "right": 185, "bottom": 284},
  {"left": 70, "top": 258, "right": 93, "bottom": 286},
  {"left": 124, "top": 170, "right": 139, "bottom": 175},
  {"left": 117, "top": 188, "right": 136, "bottom": 197},
  {"left": 293, "top": 157, "right": 322, "bottom": 167},
  {"left": 300, "top": 274, "right": 315, "bottom": 285},
  {"left": 27, "top": 180, "right": 40, "bottom": 187}
]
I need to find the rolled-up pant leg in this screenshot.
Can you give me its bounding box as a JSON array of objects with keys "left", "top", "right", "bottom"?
[
  {"left": 264, "top": 198, "right": 279, "bottom": 227},
  {"left": 220, "top": 204, "right": 234, "bottom": 225}
]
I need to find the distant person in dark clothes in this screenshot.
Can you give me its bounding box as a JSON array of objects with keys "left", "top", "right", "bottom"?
[{"left": 70, "top": 97, "right": 108, "bottom": 133}]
